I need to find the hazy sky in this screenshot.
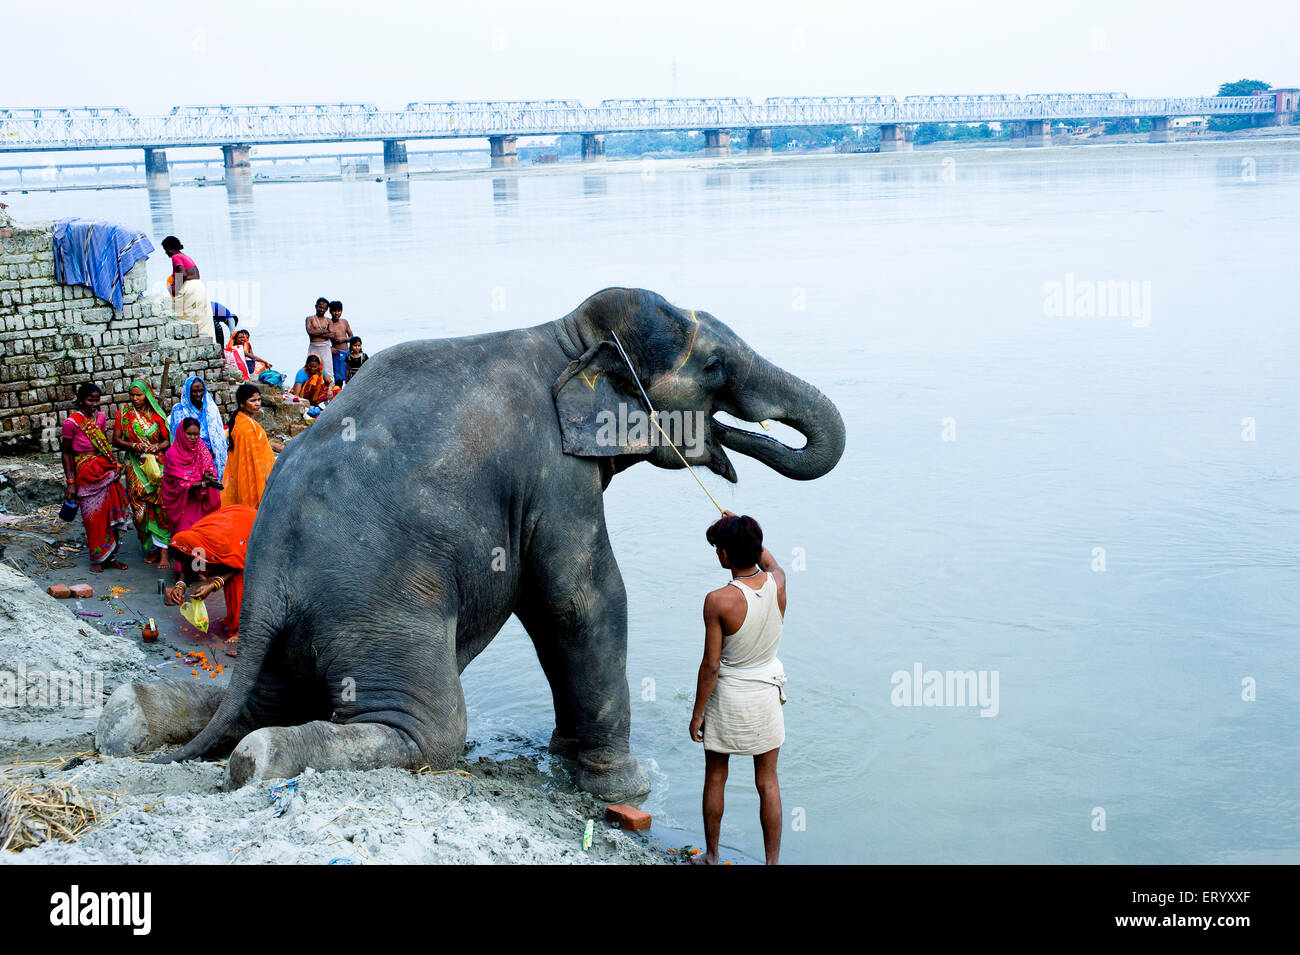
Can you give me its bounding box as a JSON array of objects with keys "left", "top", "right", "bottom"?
[{"left": 8, "top": 0, "right": 1298, "bottom": 110}]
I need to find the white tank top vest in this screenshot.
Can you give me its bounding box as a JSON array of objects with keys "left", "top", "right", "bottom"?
[{"left": 720, "top": 573, "right": 782, "bottom": 669}]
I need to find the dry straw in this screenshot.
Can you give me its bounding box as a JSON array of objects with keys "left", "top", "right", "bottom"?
[{"left": 0, "top": 755, "right": 122, "bottom": 852}]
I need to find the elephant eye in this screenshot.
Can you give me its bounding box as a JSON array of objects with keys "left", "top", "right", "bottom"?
[{"left": 704, "top": 355, "right": 723, "bottom": 374}]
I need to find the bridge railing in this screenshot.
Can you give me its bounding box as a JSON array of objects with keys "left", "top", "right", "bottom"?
[{"left": 0, "top": 94, "right": 1279, "bottom": 151}]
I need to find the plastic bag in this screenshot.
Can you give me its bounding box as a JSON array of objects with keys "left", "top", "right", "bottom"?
[
  {"left": 140, "top": 453, "right": 163, "bottom": 484},
  {"left": 180, "top": 597, "right": 210, "bottom": 633}
]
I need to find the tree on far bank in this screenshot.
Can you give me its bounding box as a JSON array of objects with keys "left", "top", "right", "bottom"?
[
  {"left": 1212, "top": 79, "right": 1271, "bottom": 131},
  {"left": 1217, "top": 79, "right": 1271, "bottom": 97}
]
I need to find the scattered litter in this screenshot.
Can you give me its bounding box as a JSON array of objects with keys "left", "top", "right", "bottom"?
[
  {"left": 582, "top": 818, "right": 594, "bottom": 851},
  {"left": 327, "top": 857, "right": 359, "bottom": 865},
  {"left": 269, "top": 778, "right": 298, "bottom": 818}
]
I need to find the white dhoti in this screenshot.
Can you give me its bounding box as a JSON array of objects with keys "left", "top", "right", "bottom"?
[
  {"left": 176, "top": 278, "right": 215, "bottom": 342},
  {"left": 307, "top": 340, "right": 334, "bottom": 381},
  {"left": 702, "top": 657, "right": 787, "bottom": 756}
]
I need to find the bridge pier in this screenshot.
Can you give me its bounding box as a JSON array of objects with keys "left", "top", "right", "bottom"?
[
  {"left": 489, "top": 135, "right": 518, "bottom": 168},
  {"left": 704, "top": 129, "right": 731, "bottom": 157},
  {"left": 222, "top": 144, "right": 252, "bottom": 183},
  {"left": 581, "top": 133, "right": 606, "bottom": 162},
  {"left": 382, "top": 139, "right": 410, "bottom": 180},
  {"left": 1024, "top": 120, "right": 1055, "bottom": 146},
  {"left": 747, "top": 128, "right": 772, "bottom": 155},
  {"left": 1008, "top": 120, "right": 1051, "bottom": 147},
  {"left": 1149, "top": 117, "right": 1173, "bottom": 143},
  {"left": 144, "top": 148, "right": 170, "bottom": 190},
  {"left": 1270, "top": 88, "right": 1299, "bottom": 125},
  {"left": 879, "top": 124, "right": 912, "bottom": 152}
]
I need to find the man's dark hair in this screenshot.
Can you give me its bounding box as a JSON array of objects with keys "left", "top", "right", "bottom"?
[
  {"left": 329, "top": 300, "right": 343, "bottom": 311},
  {"left": 316, "top": 297, "right": 329, "bottom": 307},
  {"left": 706, "top": 514, "right": 763, "bottom": 568}
]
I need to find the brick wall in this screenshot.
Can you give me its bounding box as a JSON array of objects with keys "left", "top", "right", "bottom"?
[{"left": 0, "top": 213, "right": 237, "bottom": 450}]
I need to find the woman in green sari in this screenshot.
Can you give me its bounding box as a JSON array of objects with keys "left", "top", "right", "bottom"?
[{"left": 112, "top": 378, "right": 173, "bottom": 564}]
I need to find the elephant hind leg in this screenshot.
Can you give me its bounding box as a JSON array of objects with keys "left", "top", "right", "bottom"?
[
  {"left": 223, "top": 720, "right": 424, "bottom": 789},
  {"left": 221, "top": 616, "right": 470, "bottom": 788}
]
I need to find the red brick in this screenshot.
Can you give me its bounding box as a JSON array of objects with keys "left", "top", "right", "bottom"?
[
  {"left": 69, "top": 584, "right": 94, "bottom": 599},
  {"left": 47, "top": 584, "right": 71, "bottom": 598},
  {"left": 605, "top": 804, "right": 652, "bottom": 831}
]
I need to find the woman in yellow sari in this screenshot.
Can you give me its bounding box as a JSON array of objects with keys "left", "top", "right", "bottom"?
[
  {"left": 222, "top": 383, "right": 282, "bottom": 508},
  {"left": 111, "top": 378, "right": 172, "bottom": 564}
]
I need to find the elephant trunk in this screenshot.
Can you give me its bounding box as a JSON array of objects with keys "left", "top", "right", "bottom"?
[{"left": 717, "top": 351, "right": 846, "bottom": 481}]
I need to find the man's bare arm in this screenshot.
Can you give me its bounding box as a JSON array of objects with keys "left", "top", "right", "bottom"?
[
  {"left": 758, "top": 547, "right": 786, "bottom": 589},
  {"left": 690, "top": 591, "right": 726, "bottom": 742}
]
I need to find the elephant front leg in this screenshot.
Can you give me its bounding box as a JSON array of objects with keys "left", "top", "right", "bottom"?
[
  {"left": 97, "top": 680, "right": 236, "bottom": 756},
  {"left": 520, "top": 538, "right": 650, "bottom": 801}
]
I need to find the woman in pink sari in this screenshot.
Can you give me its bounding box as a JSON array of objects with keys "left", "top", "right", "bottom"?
[{"left": 160, "top": 417, "right": 223, "bottom": 537}]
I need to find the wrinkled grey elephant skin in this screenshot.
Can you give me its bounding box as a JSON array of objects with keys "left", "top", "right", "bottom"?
[{"left": 118, "top": 288, "right": 845, "bottom": 799}]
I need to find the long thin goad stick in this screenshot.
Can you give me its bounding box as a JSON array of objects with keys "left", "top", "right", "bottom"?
[{"left": 610, "top": 330, "right": 725, "bottom": 516}]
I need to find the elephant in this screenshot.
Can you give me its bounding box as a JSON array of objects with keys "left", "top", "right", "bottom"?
[{"left": 97, "top": 287, "right": 846, "bottom": 800}]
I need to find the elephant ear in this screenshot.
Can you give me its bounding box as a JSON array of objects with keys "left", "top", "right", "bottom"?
[{"left": 554, "top": 341, "right": 654, "bottom": 457}]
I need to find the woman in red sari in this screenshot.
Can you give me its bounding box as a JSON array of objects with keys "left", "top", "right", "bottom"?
[
  {"left": 165, "top": 505, "right": 256, "bottom": 649},
  {"left": 112, "top": 378, "right": 172, "bottom": 565},
  {"left": 60, "top": 383, "right": 132, "bottom": 572},
  {"left": 160, "top": 417, "right": 223, "bottom": 538}
]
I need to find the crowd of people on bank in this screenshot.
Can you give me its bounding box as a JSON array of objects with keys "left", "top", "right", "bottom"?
[{"left": 59, "top": 236, "right": 372, "bottom": 651}]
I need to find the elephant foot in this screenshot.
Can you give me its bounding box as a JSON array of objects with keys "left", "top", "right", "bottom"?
[
  {"left": 96, "top": 680, "right": 225, "bottom": 757},
  {"left": 575, "top": 747, "right": 650, "bottom": 801},
  {"left": 224, "top": 720, "right": 423, "bottom": 790},
  {"left": 547, "top": 729, "right": 580, "bottom": 759}
]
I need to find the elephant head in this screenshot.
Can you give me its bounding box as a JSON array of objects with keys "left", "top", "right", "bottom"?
[{"left": 554, "top": 288, "right": 846, "bottom": 483}]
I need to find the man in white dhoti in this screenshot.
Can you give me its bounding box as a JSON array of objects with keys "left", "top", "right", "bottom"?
[{"left": 690, "top": 511, "right": 787, "bottom": 865}]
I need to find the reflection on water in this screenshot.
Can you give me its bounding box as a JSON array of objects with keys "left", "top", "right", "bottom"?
[
  {"left": 11, "top": 138, "right": 1300, "bottom": 864},
  {"left": 147, "top": 186, "right": 173, "bottom": 236},
  {"left": 225, "top": 179, "right": 255, "bottom": 247},
  {"left": 384, "top": 179, "right": 411, "bottom": 204},
  {"left": 492, "top": 176, "right": 519, "bottom": 208}
]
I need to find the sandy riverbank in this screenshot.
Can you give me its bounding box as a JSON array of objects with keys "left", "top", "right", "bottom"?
[
  {"left": 1, "top": 747, "right": 666, "bottom": 865},
  {"left": 0, "top": 471, "right": 666, "bottom": 864}
]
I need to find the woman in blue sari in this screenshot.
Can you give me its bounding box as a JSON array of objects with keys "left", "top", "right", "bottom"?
[{"left": 167, "top": 374, "right": 229, "bottom": 480}]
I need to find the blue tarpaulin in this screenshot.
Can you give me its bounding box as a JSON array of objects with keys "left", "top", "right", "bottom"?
[{"left": 51, "top": 218, "right": 154, "bottom": 310}]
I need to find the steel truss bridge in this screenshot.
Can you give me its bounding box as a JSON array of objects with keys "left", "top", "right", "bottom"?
[{"left": 0, "top": 93, "right": 1279, "bottom": 152}]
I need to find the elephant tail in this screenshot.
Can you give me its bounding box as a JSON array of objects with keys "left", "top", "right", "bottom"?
[{"left": 151, "top": 579, "right": 288, "bottom": 765}]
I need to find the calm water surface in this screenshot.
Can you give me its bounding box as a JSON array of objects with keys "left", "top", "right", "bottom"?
[{"left": 12, "top": 139, "right": 1300, "bottom": 863}]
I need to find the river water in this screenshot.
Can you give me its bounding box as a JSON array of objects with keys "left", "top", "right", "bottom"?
[{"left": 11, "top": 138, "right": 1300, "bottom": 864}]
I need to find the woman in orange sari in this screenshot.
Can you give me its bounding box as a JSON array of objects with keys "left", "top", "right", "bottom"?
[
  {"left": 165, "top": 504, "right": 256, "bottom": 650},
  {"left": 223, "top": 383, "right": 283, "bottom": 508},
  {"left": 112, "top": 378, "right": 172, "bottom": 564},
  {"left": 60, "top": 383, "right": 132, "bottom": 572}
]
